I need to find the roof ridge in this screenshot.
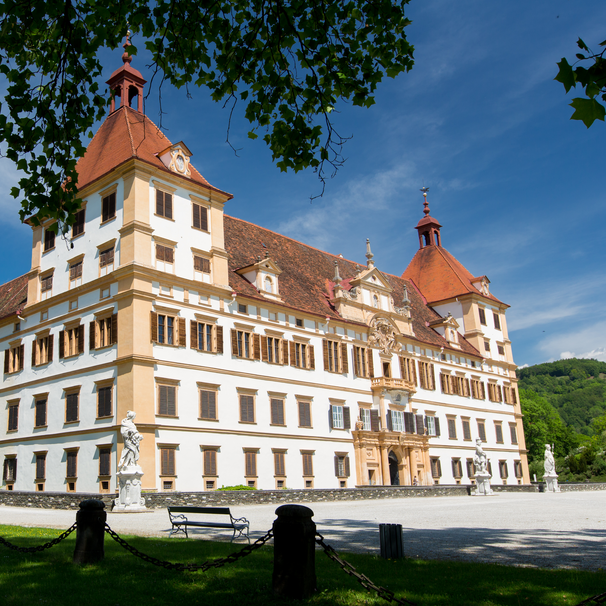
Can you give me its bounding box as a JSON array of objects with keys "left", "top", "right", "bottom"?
[{"left": 123, "top": 106, "right": 136, "bottom": 157}]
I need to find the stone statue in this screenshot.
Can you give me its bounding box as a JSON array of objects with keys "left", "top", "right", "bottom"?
[
  {"left": 368, "top": 317, "right": 398, "bottom": 354},
  {"left": 544, "top": 444, "right": 556, "bottom": 475},
  {"left": 543, "top": 443, "right": 560, "bottom": 493},
  {"left": 118, "top": 410, "right": 143, "bottom": 470},
  {"left": 471, "top": 438, "right": 493, "bottom": 496}
]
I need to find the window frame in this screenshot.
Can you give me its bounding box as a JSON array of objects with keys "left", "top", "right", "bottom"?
[
  {"left": 270, "top": 397, "right": 285, "bottom": 426},
  {"left": 157, "top": 381, "right": 178, "bottom": 417},
  {"left": 7, "top": 401, "right": 19, "bottom": 432},
  {"left": 96, "top": 382, "right": 113, "bottom": 419},
  {"left": 198, "top": 384, "right": 219, "bottom": 421},
  {"left": 190, "top": 319, "right": 223, "bottom": 354},
  {"left": 71, "top": 208, "right": 86, "bottom": 239},
  {"left": 155, "top": 242, "right": 175, "bottom": 273},
  {"left": 65, "top": 449, "right": 78, "bottom": 480},
  {"left": 239, "top": 392, "right": 256, "bottom": 424},
  {"left": 101, "top": 192, "right": 117, "bottom": 224},
  {"left": 159, "top": 446, "right": 177, "bottom": 477},
  {"left": 64, "top": 389, "right": 80, "bottom": 424},
  {"left": 334, "top": 453, "right": 351, "bottom": 478},
  {"left": 202, "top": 448, "right": 218, "bottom": 478},
  {"left": 69, "top": 259, "right": 83, "bottom": 288},
  {"left": 478, "top": 307, "right": 486, "bottom": 325},
  {"left": 192, "top": 201, "right": 209, "bottom": 231},
  {"left": 155, "top": 189, "right": 174, "bottom": 220},
  {"left": 40, "top": 272, "right": 54, "bottom": 299},
  {"left": 301, "top": 450, "right": 314, "bottom": 478},
  {"left": 34, "top": 397, "right": 48, "bottom": 428},
  {"left": 298, "top": 399, "right": 312, "bottom": 428},
  {"left": 323, "top": 339, "right": 348, "bottom": 374},
  {"left": 289, "top": 339, "right": 315, "bottom": 370},
  {"left": 447, "top": 416, "right": 457, "bottom": 440},
  {"left": 3, "top": 456, "right": 17, "bottom": 484},
  {"left": 43, "top": 226, "right": 56, "bottom": 252}
]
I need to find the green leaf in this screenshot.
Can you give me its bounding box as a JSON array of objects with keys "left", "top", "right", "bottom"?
[
  {"left": 569, "top": 97, "right": 606, "bottom": 128},
  {"left": 555, "top": 58, "right": 576, "bottom": 92}
]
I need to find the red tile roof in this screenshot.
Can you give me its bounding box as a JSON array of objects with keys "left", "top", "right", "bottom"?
[
  {"left": 75, "top": 106, "right": 231, "bottom": 199},
  {"left": 224, "top": 215, "right": 481, "bottom": 356},
  {"left": 0, "top": 274, "right": 28, "bottom": 321},
  {"left": 402, "top": 244, "right": 505, "bottom": 306}
]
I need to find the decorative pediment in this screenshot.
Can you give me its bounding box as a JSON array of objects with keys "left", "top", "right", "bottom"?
[
  {"left": 158, "top": 142, "right": 193, "bottom": 178},
  {"left": 471, "top": 275, "right": 491, "bottom": 297},
  {"left": 236, "top": 254, "right": 283, "bottom": 301},
  {"left": 429, "top": 313, "right": 461, "bottom": 349},
  {"left": 350, "top": 266, "right": 393, "bottom": 293}
]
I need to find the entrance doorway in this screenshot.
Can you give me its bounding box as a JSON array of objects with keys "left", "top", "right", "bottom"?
[{"left": 388, "top": 451, "right": 400, "bottom": 486}]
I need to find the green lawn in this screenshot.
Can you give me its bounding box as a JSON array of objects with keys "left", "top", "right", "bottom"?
[{"left": 0, "top": 525, "right": 604, "bottom": 606}]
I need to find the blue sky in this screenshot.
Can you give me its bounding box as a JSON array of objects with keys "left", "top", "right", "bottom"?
[{"left": 1, "top": 0, "right": 605, "bottom": 368}]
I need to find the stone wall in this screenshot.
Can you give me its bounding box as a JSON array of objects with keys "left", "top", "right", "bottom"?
[{"left": 0, "top": 482, "right": 604, "bottom": 510}]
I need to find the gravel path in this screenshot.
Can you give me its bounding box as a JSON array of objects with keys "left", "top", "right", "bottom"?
[{"left": 1, "top": 491, "right": 605, "bottom": 571}]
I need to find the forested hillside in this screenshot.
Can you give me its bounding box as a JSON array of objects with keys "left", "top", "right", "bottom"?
[{"left": 516, "top": 358, "right": 606, "bottom": 482}]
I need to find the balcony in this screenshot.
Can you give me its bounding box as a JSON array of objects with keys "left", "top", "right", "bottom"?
[{"left": 370, "top": 377, "right": 416, "bottom": 394}]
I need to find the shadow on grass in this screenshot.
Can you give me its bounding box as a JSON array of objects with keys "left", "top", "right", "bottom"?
[{"left": 0, "top": 529, "right": 605, "bottom": 606}]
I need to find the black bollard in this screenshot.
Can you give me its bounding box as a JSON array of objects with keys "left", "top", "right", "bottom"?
[
  {"left": 272, "top": 504, "right": 317, "bottom": 599},
  {"left": 73, "top": 499, "right": 107, "bottom": 564}
]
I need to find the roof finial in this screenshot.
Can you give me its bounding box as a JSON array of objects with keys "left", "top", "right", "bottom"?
[
  {"left": 420, "top": 186, "right": 430, "bottom": 217},
  {"left": 122, "top": 25, "right": 133, "bottom": 64},
  {"left": 366, "top": 238, "right": 375, "bottom": 268},
  {"left": 333, "top": 260, "right": 342, "bottom": 285}
]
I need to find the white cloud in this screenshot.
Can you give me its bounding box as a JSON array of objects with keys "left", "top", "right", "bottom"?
[{"left": 537, "top": 323, "right": 606, "bottom": 363}]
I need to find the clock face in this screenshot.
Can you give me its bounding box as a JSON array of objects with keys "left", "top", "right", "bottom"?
[{"left": 176, "top": 154, "right": 185, "bottom": 172}]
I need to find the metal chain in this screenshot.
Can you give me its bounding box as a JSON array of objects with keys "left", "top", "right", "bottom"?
[
  {"left": 315, "top": 532, "right": 417, "bottom": 606},
  {"left": 575, "top": 593, "right": 606, "bottom": 606},
  {"left": 104, "top": 523, "right": 273, "bottom": 572},
  {"left": 0, "top": 523, "right": 77, "bottom": 554}
]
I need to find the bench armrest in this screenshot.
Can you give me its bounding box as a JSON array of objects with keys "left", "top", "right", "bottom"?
[
  {"left": 170, "top": 513, "right": 188, "bottom": 524},
  {"left": 231, "top": 515, "right": 249, "bottom": 526}
]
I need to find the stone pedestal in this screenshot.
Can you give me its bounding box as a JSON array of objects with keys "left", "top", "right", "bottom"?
[
  {"left": 471, "top": 472, "right": 493, "bottom": 495},
  {"left": 543, "top": 473, "right": 561, "bottom": 493},
  {"left": 113, "top": 466, "right": 146, "bottom": 511}
]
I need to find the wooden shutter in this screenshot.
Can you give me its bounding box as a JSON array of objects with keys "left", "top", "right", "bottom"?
[
  {"left": 404, "top": 412, "right": 414, "bottom": 433},
  {"left": 299, "top": 401, "right": 311, "bottom": 427},
  {"left": 353, "top": 348, "right": 360, "bottom": 377},
  {"left": 110, "top": 314, "right": 118, "bottom": 345},
  {"left": 200, "top": 206, "right": 208, "bottom": 231},
  {"left": 340, "top": 343, "right": 348, "bottom": 374},
  {"left": 274, "top": 452, "right": 285, "bottom": 477},
  {"left": 161, "top": 448, "right": 175, "bottom": 475},
  {"left": 190, "top": 321, "right": 198, "bottom": 349},
  {"left": 89, "top": 321, "right": 96, "bottom": 351},
  {"left": 66, "top": 452, "right": 77, "bottom": 478},
  {"left": 480, "top": 382, "right": 486, "bottom": 399},
  {"left": 328, "top": 405, "right": 333, "bottom": 429},
  {"left": 31, "top": 341, "right": 37, "bottom": 367},
  {"left": 245, "top": 452, "right": 256, "bottom": 476},
  {"left": 322, "top": 340, "right": 329, "bottom": 370},
  {"left": 156, "top": 190, "right": 163, "bottom": 215},
  {"left": 165, "top": 247, "right": 174, "bottom": 264},
  {"left": 178, "top": 318, "right": 186, "bottom": 347},
  {"left": 289, "top": 341, "right": 296, "bottom": 366},
  {"left": 200, "top": 390, "right": 216, "bottom": 419},
  {"left": 231, "top": 329, "right": 238, "bottom": 355},
  {"left": 343, "top": 406, "right": 351, "bottom": 430},
  {"left": 204, "top": 450, "right": 217, "bottom": 476},
  {"left": 434, "top": 417, "right": 441, "bottom": 437},
  {"left": 59, "top": 330, "right": 65, "bottom": 359},
  {"left": 281, "top": 340, "right": 288, "bottom": 365},
  {"left": 215, "top": 326, "right": 223, "bottom": 354},
  {"left": 77, "top": 326, "right": 84, "bottom": 354},
  {"left": 334, "top": 455, "right": 339, "bottom": 477},
  {"left": 271, "top": 399, "right": 284, "bottom": 425},
  {"left": 99, "top": 449, "right": 111, "bottom": 476},
  {"left": 150, "top": 312, "right": 158, "bottom": 343},
  {"left": 416, "top": 414, "right": 425, "bottom": 435},
  {"left": 252, "top": 334, "right": 261, "bottom": 360},
  {"left": 370, "top": 409, "right": 380, "bottom": 432},
  {"left": 47, "top": 335, "right": 53, "bottom": 363},
  {"left": 261, "top": 336, "right": 268, "bottom": 362},
  {"left": 309, "top": 345, "right": 315, "bottom": 369},
  {"left": 165, "top": 193, "right": 173, "bottom": 219},
  {"left": 386, "top": 410, "right": 393, "bottom": 431},
  {"left": 193, "top": 203, "right": 201, "bottom": 229},
  {"left": 367, "top": 349, "right": 374, "bottom": 377},
  {"left": 302, "top": 453, "right": 313, "bottom": 476}
]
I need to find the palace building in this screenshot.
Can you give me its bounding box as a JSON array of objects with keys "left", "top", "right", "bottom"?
[{"left": 0, "top": 50, "right": 530, "bottom": 494}]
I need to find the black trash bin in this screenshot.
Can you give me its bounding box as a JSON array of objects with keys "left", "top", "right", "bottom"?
[{"left": 379, "top": 523, "right": 403, "bottom": 559}]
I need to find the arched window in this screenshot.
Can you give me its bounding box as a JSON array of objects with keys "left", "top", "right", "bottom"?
[
  {"left": 264, "top": 276, "right": 273, "bottom": 294},
  {"left": 373, "top": 294, "right": 379, "bottom": 308}
]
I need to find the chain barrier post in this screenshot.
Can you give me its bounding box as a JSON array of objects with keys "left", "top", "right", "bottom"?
[
  {"left": 73, "top": 499, "right": 107, "bottom": 564},
  {"left": 272, "top": 504, "right": 317, "bottom": 599}
]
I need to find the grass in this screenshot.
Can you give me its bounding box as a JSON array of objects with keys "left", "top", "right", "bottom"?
[{"left": 0, "top": 525, "right": 605, "bottom": 606}]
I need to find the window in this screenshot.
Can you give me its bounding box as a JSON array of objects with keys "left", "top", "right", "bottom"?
[
  {"left": 298, "top": 400, "right": 312, "bottom": 428},
  {"left": 151, "top": 312, "right": 186, "bottom": 347},
  {"left": 3, "top": 457, "right": 17, "bottom": 484},
  {"left": 99, "top": 247, "right": 115, "bottom": 275},
  {"left": 97, "top": 385, "right": 112, "bottom": 418},
  {"left": 470, "top": 379, "right": 486, "bottom": 400},
  {"left": 262, "top": 335, "right": 285, "bottom": 365},
  {"left": 495, "top": 423, "right": 504, "bottom": 443},
  {"left": 478, "top": 308, "right": 486, "bottom": 325},
  {"left": 40, "top": 273, "right": 53, "bottom": 299},
  {"left": 4, "top": 343, "right": 24, "bottom": 374},
  {"left": 72, "top": 209, "right": 85, "bottom": 238},
  {"left": 66, "top": 450, "right": 78, "bottom": 479},
  {"left": 158, "top": 384, "right": 177, "bottom": 416},
  {"left": 430, "top": 457, "right": 442, "bottom": 479},
  {"left": 160, "top": 447, "right": 176, "bottom": 476},
  {"left": 192, "top": 202, "right": 208, "bottom": 231},
  {"left": 99, "top": 447, "right": 111, "bottom": 477},
  {"left": 466, "top": 458, "right": 475, "bottom": 478},
  {"left": 329, "top": 404, "right": 350, "bottom": 430},
  {"left": 425, "top": 415, "right": 439, "bottom": 436},
  {"left": 231, "top": 328, "right": 259, "bottom": 360},
  {"left": 302, "top": 451, "right": 314, "bottom": 477},
  {"left": 447, "top": 417, "right": 457, "bottom": 439},
  {"left": 503, "top": 386, "right": 517, "bottom": 405},
  {"left": 203, "top": 449, "right": 217, "bottom": 477},
  {"left": 418, "top": 361, "right": 435, "bottom": 390},
  {"left": 497, "top": 344, "right": 505, "bottom": 356},
  {"left": 239, "top": 393, "right": 255, "bottom": 423},
  {"left": 190, "top": 320, "right": 223, "bottom": 354},
  {"left": 244, "top": 451, "right": 257, "bottom": 479},
  {"left": 238, "top": 303, "right": 248, "bottom": 314},
  {"left": 7, "top": 402, "right": 19, "bottom": 431},
  {"left": 273, "top": 450, "right": 286, "bottom": 477},
  {"left": 487, "top": 383, "right": 503, "bottom": 403},
  {"left": 35, "top": 398, "right": 47, "bottom": 428},
  {"left": 477, "top": 421, "right": 486, "bottom": 442},
  {"left": 510, "top": 424, "right": 518, "bottom": 445},
  {"left": 156, "top": 190, "right": 173, "bottom": 219},
  {"left": 193, "top": 255, "right": 211, "bottom": 280},
  {"left": 334, "top": 454, "right": 350, "bottom": 478},
  {"left": 59, "top": 324, "right": 84, "bottom": 358},
  {"left": 36, "top": 453, "right": 46, "bottom": 481},
  {"left": 499, "top": 460, "right": 508, "bottom": 479},
  {"left": 484, "top": 340, "right": 491, "bottom": 353},
  {"left": 493, "top": 312, "right": 501, "bottom": 330},
  {"left": 156, "top": 244, "right": 175, "bottom": 272},
  {"left": 69, "top": 259, "right": 83, "bottom": 287},
  {"left": 514, "top": 460, "right": 523, "bottom": 479},
  {"left": 360, "top": 408, "right": 372, "bottom": 431},
  {"left": 353, "top": 346, "right": 373, "bottom": 378},
  {"left": 290, "top": 340, "right": 315, "bottom": 370},
  {"left": 102, "top": 192, "right": 116, "bottom": 223},
  {"left": 295, "top": 318, "right": 304, "bottom": 328},
  {"left": 32, "top": 334, "right": 53, "bottom": 366},
  {"left": 399, "top": 356, "right": 417, "bottom": 385},
  {"left": 65, "top": 391, "right": 79, "bottom": 423},
  {"left": 388, "top": 409, "right": 404, "bottom": 432},
  {"left": 90, "top": 314, "right": 117, "bottom": 350},
  {"left": 199, "top": 388, "right": 217, "bottom": 420},
  {"left": 264, "top": 276, "right": 273, "bottom": 293},
  {"left": 323, "top": 340, "right": 348, "bottom": 374},
  {"left": 44, "top": 227, "right": 55, "bottom": 252},
  {"left": 270, "top": 398, "right": 285, "bottom": 425},
  {"left": 451, "top": 458, "right": 463, "bottom": 479},
  {"left": 462, "top": 418, "right": 472, "bottom": 440}
]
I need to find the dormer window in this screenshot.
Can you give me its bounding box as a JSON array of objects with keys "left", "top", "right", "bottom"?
[
  {"left": 158, "top": 142, "right": 193, "bottom": 178},
  {"left": 236, "top": 255, "right": 283, "bottom": 301}
]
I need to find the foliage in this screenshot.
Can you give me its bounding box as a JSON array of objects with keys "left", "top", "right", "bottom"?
[
  {"left": 556, "top": 37, "right": 606, "bottom": 127},
  {"left": 1, "top": 525, "right": 606, "bottom": 605},
  {"left": 0, "top": 0, "right": 414, "bottom": 227},
  {"left": 218, "top": 484, "right": 257, "bottom": 491}
]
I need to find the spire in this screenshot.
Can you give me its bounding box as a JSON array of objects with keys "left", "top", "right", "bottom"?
[
  {"left": 414, "top": 187, "right": 442, "bottom": 249},
  {"left": 106, "top": 30, "right": 147, "bottom": 114},
  {"left": 333, "top": 260, "right": 342, "bottom": 285},
  {"left": 366, "top": 238, "right": 375, "bottom": 269}
]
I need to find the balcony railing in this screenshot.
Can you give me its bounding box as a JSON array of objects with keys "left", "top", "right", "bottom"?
[{"left": 370, "top": 377, "right": 416, "bottom": 393}]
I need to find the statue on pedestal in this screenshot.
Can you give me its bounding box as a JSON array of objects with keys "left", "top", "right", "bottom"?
[
  {"left": 543, "top": 444, "right": 560, "bottom": 493},
  {"left": 114, "top": 411, "right": 147, "bottom": 511},
  {"left": 471, "top": 439, "right": 493, "bottom": 496}
]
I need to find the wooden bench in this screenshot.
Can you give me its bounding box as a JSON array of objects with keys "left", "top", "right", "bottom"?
[{"left": 167, "top": 506, "right": 250, "bottom": 542}]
